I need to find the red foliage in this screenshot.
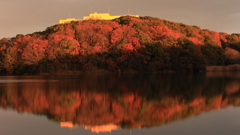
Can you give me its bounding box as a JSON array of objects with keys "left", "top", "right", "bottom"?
[
  {"left": 93, "top": 46, "right": 102, "bottom": 53},
  {"left": 0, "top": 37, "right": 10, "bottom": 42},
  {"left": 112, "top": 101, "right": 125, "bottom": 123},
  {"left": 147, "top": 104, "right": 182, "bottom": 120},
  {"left": 111, "top": 28, "right": 123, "bottom": 44},
  {"left": 0, "top": 44, "right": 6, "bottom": 51},
  {"left": 130, "top": 18, "right": 145, "bottom": 23},
  {"left": 161, "top": 36, "right": 178, "bottom": 47},
  {"left": 121, "top": 43, "right": 134, "bottom": 53},
  {"left": 132, "top": 96, "right": 142, "bottom": 108},
  {"left": 110, "top": 23, "right": 137, "bottom": 47},
  {"left": 14, "top": 35, "right": 48, "bottom": 65},
  {"left": 189, "top": 97, "right": 204, "bottom": 107},
  {"left": 196, "top": 33, "right": 204, "bottom": 42},
  {"left": 111, "top": 21, "right": 121, "bottom": 28},
  {"left": 210, "top": 31, "right": 221, "bottom": 46},
  {"left": 47, "top": 33, "right": 80, "bottom": 60},
  {"left": 188, "top": 37, "right": 202, "bottom": 45},
  {"left": 205, "top": 95, "right": 223, "bottom": 111},
  {"left": 93, "top": 93, "right": 104, "bottom": 103},
  {"left": 75, "top": 22, "right": 114, "bottom": 54},
  {"left": 219, "top": 33, "right": 228, "bottom": 42},
  {"left": 147, "top": 26, "right": 182, "bottom": 40},
  {"left": 128, "top": 37, "right": 141, "bottom": 48},
  {"left": 79, "top": 42, "right": 91, "bottom": 55},
  {"left": 63, "top": 25, "right": 75, "bottom": 37},
  {"left": 212, "top": 96, "right": 222, "bottom": 110},
  {"left": 123, "top": 92, "right": 135, "bottom": 103},
  {"left": 122, "top": 25, "right": 138, "bottom": 39}
]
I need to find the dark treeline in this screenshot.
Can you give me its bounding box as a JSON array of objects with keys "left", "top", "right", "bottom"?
[{"left": 0, "top": 16, "right": 240, "bottom": 75}]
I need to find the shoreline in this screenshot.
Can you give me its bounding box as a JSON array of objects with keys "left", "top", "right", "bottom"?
[
  {"left": 1, "top": 64, "right": 240, "bottom": 76},
  {"left": 206, "top": 64, "right": 240, "bottom": 72}
]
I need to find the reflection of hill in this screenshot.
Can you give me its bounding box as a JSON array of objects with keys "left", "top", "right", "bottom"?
[{"left": 0, "top": 74, "right": 240, "bottom": 132}]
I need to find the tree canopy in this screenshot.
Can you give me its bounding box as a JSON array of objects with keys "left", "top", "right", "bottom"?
[{"left": 0, "top": 16, "right": 240, "bottom": 75}]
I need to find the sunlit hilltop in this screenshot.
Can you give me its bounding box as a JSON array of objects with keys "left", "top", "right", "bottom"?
[{"left": 58, "top": 12, "right": 139, "bottom": 24}]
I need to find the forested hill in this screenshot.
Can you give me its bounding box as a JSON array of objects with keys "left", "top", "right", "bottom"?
[{"left": 0, "top": 16, "right": 240, "bottom": 75}]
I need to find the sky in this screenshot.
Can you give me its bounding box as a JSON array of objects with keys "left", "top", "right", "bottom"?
[{"left": 0, "top": 0, "right": 240, "bottom": 38}]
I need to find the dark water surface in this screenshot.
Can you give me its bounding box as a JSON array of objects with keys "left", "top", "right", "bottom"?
[{"left": 0, "top": 73, "right": 240, "bottom": 135}]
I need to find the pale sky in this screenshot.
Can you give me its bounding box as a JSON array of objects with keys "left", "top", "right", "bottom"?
[{"left": 0, "top": 0, "right": 240, "bottom": 38}]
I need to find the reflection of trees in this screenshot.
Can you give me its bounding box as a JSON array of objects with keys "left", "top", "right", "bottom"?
[{"left": 0, "top": 74, "right": 240, "bottom": 129}]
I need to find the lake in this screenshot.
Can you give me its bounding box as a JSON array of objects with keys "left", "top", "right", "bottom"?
[{"left": 0, "top": 72, "right": 240, "bottom": 135}]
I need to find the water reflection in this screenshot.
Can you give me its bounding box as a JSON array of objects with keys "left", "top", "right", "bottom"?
[{"left": 0, "top": 73, "right": 240, "bottom": 134}]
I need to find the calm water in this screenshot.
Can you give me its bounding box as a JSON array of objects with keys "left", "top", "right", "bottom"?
[{"left": 0, "top": 73, "right": 240, "bottom": 135}]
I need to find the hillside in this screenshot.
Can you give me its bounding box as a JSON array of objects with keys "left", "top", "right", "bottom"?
[{"left": 0, "top": 16, "right": 240, "bottom": 75}]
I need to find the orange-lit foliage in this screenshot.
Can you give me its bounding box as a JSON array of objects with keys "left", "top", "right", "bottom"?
[
  {"left": 188, "top": 37, "right": 202, "bottom": 45},
  {"left": 111, "top": 28, "right": 123, "bottom": 44},
  {"left": 19, "top": 36, "right": 47, "bottom": 65},
  {"left": 147, "top": 26, "right": 181, "bottom": 40},
  {"left": 219, "top": 33, "right": 228, "bottom": 42},
  {"left": 209, "top": 31, "right": 221, "bottom": 47},
  {"left": 0, "top": 37, "right": 10, "bottom": 42},
  {"left": 1, "top": 16, "right": 240, "bottom": 75}
]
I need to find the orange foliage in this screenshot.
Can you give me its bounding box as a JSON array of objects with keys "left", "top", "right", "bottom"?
[
  {"left": 147, "top": 104, "right": 182, "bottom": 120},
  {"left": 189, "top": 97, "right": 204, "bottom": 107},
  {"left": 209, "top": 31, "right": 221, "bottom": 46},
  {"left": 219, "top": 33, "right": 228, "bottom": 42},
  {"left": 147, "top": 26, "right": 182, "bottom": 40},
  {"left": 0, "top": 37, "right": 10, "bottom": 42},
  {"left": 122, "top": 43, "right": 134, "bottom": 53},
  {"left": 128, "top": 37, "right": 141, "bottom": 48},
  {"left": 13, "top": 35, "right": 48, "bottom": 65},
  {"left": 123, "top": 92, "right": 135, "bottom": 103},
  {"left": 0, "top": 44, "right": 6, "bottom": 51},
  {"left": 188, "top": 37, "right": 202, "bottom": 45},
  {"left": 93, "top": 46, "right": 102, "bottom": 53},
  {"left": 111, "top": 28, "right": 123, "bottom": 44}
]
